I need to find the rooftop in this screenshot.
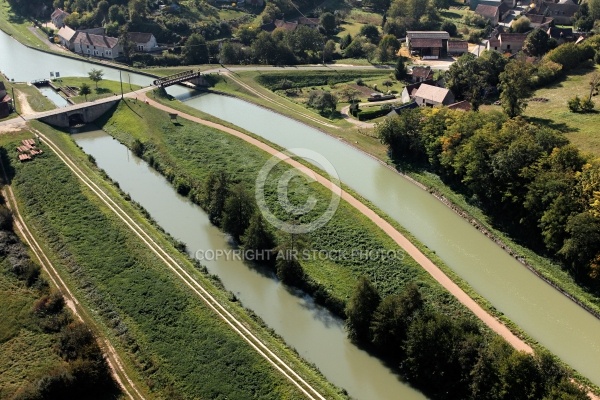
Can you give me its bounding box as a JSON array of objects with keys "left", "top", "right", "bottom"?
[{"left": 414, "top": 84, "right": 452, "bottom": 103}]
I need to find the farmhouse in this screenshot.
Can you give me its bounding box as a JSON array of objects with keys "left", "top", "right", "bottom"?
[
  {"left": 406, "top": 31, "right": 450, "bottom": 58},
  {"left": 475, "top": 2, "right": 511, "bottom": 25},
  {"left": 51, "top": 8, "right": 70, "bottom": 28},
  {"left": 413, "top": 84, "right": 455, "bottom": 107},
  {"left": 547, "top": 26, "right": 574, "bottom": 44},
  {"left": 540, "top": 1, "right": 579, "bottom": 25},
  {"left": 524, "top": 13, "right": 554, "bottom": 28},
  {"left": 487, "top": 32, "right": 527, "bottom": 53},
  {"left": 401, "top": 80, "right": 435, "bottom": 103},
  {"left": 126, "top": 32, "right": 158, "bottom": 52},
  {"left": 72, "top": 32, "right": 121, "bottom": 59}
]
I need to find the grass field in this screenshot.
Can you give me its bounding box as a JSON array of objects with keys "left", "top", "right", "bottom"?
[
  {"left": 0, "top": 0, "right": 44, "bottom": 48},
  {"left": 523, "top": 66, "right": 600, "bottom": 157},
  {"left": 54, "top": 77, "right": 142, "bottom": 104},
  {"left": 3, "top": 126, "right": 343, "bottom": 400}
]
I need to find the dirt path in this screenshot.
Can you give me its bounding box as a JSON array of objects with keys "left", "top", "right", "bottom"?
[
  {"left": 139, "top": 93, "right": 533, "bottom": 354},
  {"left": 0, "top": 169, "right": 144, "bottom": 400},
  {"left": 16, "top": 90, "right": 35, "bottom": 116}
]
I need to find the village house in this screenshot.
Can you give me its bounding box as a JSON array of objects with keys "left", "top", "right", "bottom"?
[
  {"left": 487, "top": 32, "right": 527, "bottom": 53},
  {"left": 72, "top": 32, "right": 121, "bottom": 59},
  {"left": 51, "top": 8, "right": 70, "bottom": 28},
  {"left": 475, "top": 2, "right": 511, "bottom": 25},
  {"left": 447, "top": 40, "right": 469, "bottom": 56},
  {"left": 401, "top": 80, "right": 436, "bottom": 103},
  {"left": 57, "top": 25, "right": 76, "bottom": 48},
  {"left": 413, "top": 84, "right": 455, "bottom": 107},
  {"left": 406, "top": 31, "right": 450, "bottom": 59},
  {"left": 524, "top": 13, "right": 554, "bottom": 28},
  {"left": 409, "top": 66, "right": 434, "bottom": 83},
  {"left": 539, "top": 0, "right": 579, "bottom": 25},
  {"left": 547, "top": 26, "right": 574, "bottom": 44},
  {"left": 126, "top": 32, "right": 158, "bottom": 52}
]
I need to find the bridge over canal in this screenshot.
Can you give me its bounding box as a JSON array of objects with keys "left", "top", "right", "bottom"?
[{"left": 153, "top": 70, "right": 209, "bottom": 88}]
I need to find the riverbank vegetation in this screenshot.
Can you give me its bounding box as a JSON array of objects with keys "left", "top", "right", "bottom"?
[
  {"left": 378, "top": 107, "right": 600, "bottom": 309},
  {"left": 2, "top": 128, "right": 342, "bottom": 399},
  {"left": 345, "top": 277, "right": 588, "bottom": 400},
  {"left": 0, "top": 186, "right": 120, "bottom": 399},
  {"left": 98, "top": 99, "right": 590, "bottom": 399}
]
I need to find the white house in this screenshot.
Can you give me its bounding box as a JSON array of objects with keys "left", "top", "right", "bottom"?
[
  {"left": 126, "top": 32, "right": 158, "bottom": 52},
  {"left": 72, "top": 32, "right": 121, "bottom": 60},
  {"left": 57, "top": 25, "right": 76, "bottom": 49},
  {"left": 413, "top": 84, "right": 455, "bottom": 107}
]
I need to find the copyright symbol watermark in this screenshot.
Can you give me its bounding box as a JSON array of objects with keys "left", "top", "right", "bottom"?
[{"left": 255, "top": 148, "right": 341, "bottom": 234}]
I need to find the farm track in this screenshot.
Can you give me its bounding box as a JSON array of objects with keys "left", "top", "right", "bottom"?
[
  {"left": 0, "top": 162, "right": 145, "bottom": 400},
  {"left": 31, "top": 128, "right": 327, "bottom": 400}
]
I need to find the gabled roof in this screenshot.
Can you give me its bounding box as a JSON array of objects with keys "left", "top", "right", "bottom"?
[
  {"left": 298, "top": 17, "right": 319, "bottom": 26},
  {"left": 74, "top": 32, "right": 119, "bottom": 49},
  {"left": 411, "top": 66, "right": 433, "bottom": 79},
  {"left": 274, "top": 19, "right": 298, "bottom": 31},
  {"left": 57, "top": 26, "right": 76, "bottom": 41},
  {"left": 542, "top": 1, "right": 579, "bottom": 17},
  {"left": 407, "top": 31, "right": 450, "bottom": 39},
  {"left": 414, "top": 84, "right": 452, "bottom": 103},
  {"left": 547, "top": 26, "right": 573, "bottom": 39},
  {"left": 403, "top": 80, "right": 435, "bottom": 95},
  {"left": 411, "top": 38, "right": 443, "bottom": 48},
  {"left": 51, "top": 8, "right": 69, "bottom": 19},
  {"left": 126, "top": 32, "right": 155, "bottom": 44},
  {"left": 499, "top": 33, "right": 528, "bottom": 42},
  {"left": 476, "top": 4, "right": 500, "bottom": 19},
  {"left": 447, "top": 40, "right": 468, "bottom": 50}
]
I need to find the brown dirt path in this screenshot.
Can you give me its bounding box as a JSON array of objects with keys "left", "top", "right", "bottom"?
[{"left": 139, "top": 93, "right": 533, "bottom": 354}]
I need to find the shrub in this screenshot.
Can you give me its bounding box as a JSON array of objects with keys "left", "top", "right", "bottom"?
[
  {"left": 358, "top": 108, "right": 390, "bottom": 121},
  {"left": 568, "top": 95, "right": 582, "bottom": 112}
]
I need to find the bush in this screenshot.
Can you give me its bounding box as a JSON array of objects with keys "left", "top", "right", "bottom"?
[
  {"left": 441, "top": 21, "right": 457, "bottom": 37},
  {"left": 568, "top": 95, "right": 595, "bottom": 113}
]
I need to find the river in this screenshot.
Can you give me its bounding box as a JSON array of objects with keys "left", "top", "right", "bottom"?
[{"left": 1, "top": 28, "right": 600, "bottom": 390}]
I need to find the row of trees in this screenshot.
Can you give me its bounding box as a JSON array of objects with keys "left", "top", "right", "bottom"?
[
  {"left": 345, "top": 277, "right": 588, "bottom": 400},
  {"left": 377, "top": 108, "right": 600, "bottom": 284},
  {"left": 200, "top": 170, "right": 306, "bottom": 286}
]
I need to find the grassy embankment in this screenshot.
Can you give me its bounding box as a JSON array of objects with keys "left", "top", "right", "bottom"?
[
  {"left": 100, "top": 98, "right": 519, "bottom": 339},
  {"left": 201, "top": 68, "right": 600, "bottom": 319},
  {"left": 54, "top": 77, "right": 143, "bottom": 104},
  {"left": 3, "top": 125, "right": 344, "bottom": 400},
  {"left": 0, "top": 0, "right": 46, "bottom": 49}
]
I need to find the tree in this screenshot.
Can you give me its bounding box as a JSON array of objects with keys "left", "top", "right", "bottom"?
[
  {"left": 590, "top": 0, "right": 600, "bottom": 20},
  {"left": 203, "top": 170, "right": 229, "bottom": 226},
  {"left": 559, "top": 211, "right": 600, "bottom": 277},
  {"left": 523, "top": 28, "right": 550, "bottom": 57},
  {"left": 307, "top": 90, "right": 338, "bottom": 114},
  {"left": 340, "top": 33, "right": 352, "bottom": 50},
  {"left": 119, "top": 30, "right": 136, "bottom": 63},
  {"left": 338, "top": 85, "right": 361, "bottom": 103},
  {"left": 88, "top": 68, "right": 104, "bottom": 89},
  {"left": 360, "top": 24, "right": 381, "bottom": 44},
  {"left": 394, "top": 56, "right": 408, "bottom": 80},
  {"left": 242, "top": 213, "right": 276, "bottom": 255},
  {"left": 183, "top": 33, "right": 209, "bottom": 65},
  {"left": 587, "top": 72, "right": 600, "bottom": 102},
  {"left": 320, "top": 12, "right": 336, "bottom": 34},
  {"left": 511, "top": 16, "right": 531, "bottom": 33},
  {"left": 441, "top": 20, "right": 457, "bottom": 36},
  {"left": 499, "top": 59, "right": 532, "bottom": 118},
  {"left": 323, "top": 39, "right": 336, "bottom": 63},
  {"left": 222, "top": 184, "right": 255, "bottom": 242},
  {"left": 345, "top": 276, "right": 381, "bottom": 343},
  {"left": 378, "top": 34, "right": 400, "bottom": 61},
  {"left": 79, "top": 83, "right": 91, "bottom": 101}
]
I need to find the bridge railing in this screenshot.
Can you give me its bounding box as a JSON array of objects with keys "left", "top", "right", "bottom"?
[{"left": 153, "top": 70, "right": 201, "bottom": 87}]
